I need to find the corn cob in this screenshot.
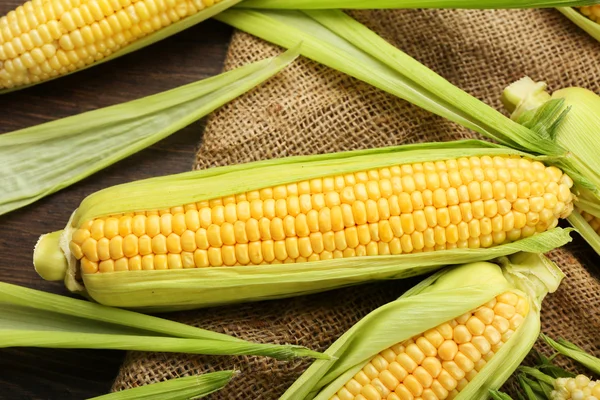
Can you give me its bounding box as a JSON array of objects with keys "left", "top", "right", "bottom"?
[
  {"left": 33, "top": 141, "right": 576, "bottom": 310},
  {"left": 552, "top": 376, "right": 600, "bottom": 400},
  {"left": 331, "top": 292, "right": 528, "bottom": 400},
  {"left": 0, "top": 0, "right": 236, "bottom": 90},
  {"left": 281, "top": 253, "right": 564, "bottom": 400},
  {"left": 69, "top": 155, "right": 574, "bottom": 274},
  {"left": 579, "top": 6, "right": 600, "bottom": 22}
]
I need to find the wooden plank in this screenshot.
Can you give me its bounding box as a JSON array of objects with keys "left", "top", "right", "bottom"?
[{"left": 0, "top": 1, "right": 233, "bottom": 397}]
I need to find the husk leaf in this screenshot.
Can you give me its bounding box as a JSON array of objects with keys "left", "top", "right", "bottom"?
[
  {"left": 215, "top": 9, "right": 564, "bottom": 157},
  {"left": 542, "top": 334, "right": 600, "bottom": 375},
  {"left": 568, "top": 212, "right": 600, "bottom": 256},
  {"left": 281, "top": 253, "right": 563, "bottom": 400},
  {"left": 88, "top": 371, "right": 236, "bottom": 400},
  {"left": 239, "top": 0, "right": 598, "bottom": 8},
  {"left": 0, "top": 0, "right": 242, "bottom": 94},
  {"left": 559, "top": 7, "right": 600, "bottom": 42},
  {"left": 0, "top": 47, "right": 298, "bottom": 216},
  {"left": 0, "top": 281, "right": 325, "bottom": 360}
]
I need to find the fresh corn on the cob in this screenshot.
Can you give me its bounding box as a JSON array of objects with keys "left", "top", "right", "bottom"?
[
  {"left": 281, "top": 252, "right": 564, "bottom": 400},
  {"left": 33, "top": 141, "right": 575, "bottom": 310},
  {"left": 68, "top": 154, "right": 574, "bottom": 274},
  {"left": 0, "top": 0, "right": 238, "bottom": 90}
]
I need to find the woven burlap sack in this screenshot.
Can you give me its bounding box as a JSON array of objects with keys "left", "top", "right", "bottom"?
[{"left": 113, "top": 8, "right": 600, "bottom": 398}]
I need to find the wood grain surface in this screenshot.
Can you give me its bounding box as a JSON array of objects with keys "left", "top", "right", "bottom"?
[{"left": 0, "top": 1, "right": 233, "bottom": 397}]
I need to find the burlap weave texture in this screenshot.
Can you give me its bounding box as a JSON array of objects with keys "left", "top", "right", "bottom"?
[{"left": 113, "top": 8, "right": 600, "bottom": 399}]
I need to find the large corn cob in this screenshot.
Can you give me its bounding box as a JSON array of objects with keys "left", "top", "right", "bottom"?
[
  {"left": 33, "top": 141, "right": 575, "bottom": 310},
  {"left": 68, "top": 154, "right": 574, "bottom": 274},
  {"left": 0, "top": 0, "right": 238, "bottom": 90},
  {"left": 281, "top": 253, "right": 564, "bottom": 400}
]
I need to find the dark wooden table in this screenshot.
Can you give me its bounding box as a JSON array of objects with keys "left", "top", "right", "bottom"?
[{"left": 0, "top": 2, "right": 233, "bottom": 397}]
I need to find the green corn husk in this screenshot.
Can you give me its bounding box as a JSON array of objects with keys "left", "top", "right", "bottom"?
[
  {"left": 238, "top": 0, "right": 598, "bottom": 9},
  {"left": 489, "top": 390, "right": 515, "bottom": 400},
  {"left": 0, "top": 0, "right": 242, "bottom": 94},
  {"left": 33, "top": 140, "right": 574, "bottom": 311},
  {"left": 216, "top": 9, "right": 588, "bottom": 181},
  {"left": 542, "top": 335, "right": 600, "bottom": 375},
  {"left": 280, "top": 252, "right": 564, "bottom": 400},
  {"left": 559, "top": 7, "right": 600, "bottom": 42},
  {"left": 502, "top": 77, "right": 600, "bottom": 255},
  {"left": 0, "top": 48, "right": 298, "bottom": 216},
  {"left": 90, "top": 371, "right": 236, "bottom": 400},
  {"left": 0, "top": 281, "right": 325, "bottom": 360}
]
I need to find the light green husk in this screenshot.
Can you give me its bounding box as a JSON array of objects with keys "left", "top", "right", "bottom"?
[
  {"left": 502, "top": 77, "right": 600, "bottom": 254},
  {"left": 0, "top": 48, "right": 298, "bottom": 216},
  {"left": 559, "top": 7, "right": 600, "bottom": 42},
  {"left": 34, "top": 140, "right": 574, "bottom": 310},
  {"left": 280, "top": 252, "right": 564, "bottom": 400},
  {"left": 542, "top": 334, "right": 600, "bottom": 375},
  {"left": 215, "top": 9, "right": 565, "bottom": 157},
  {"left": 238, "top": 0, "right": 598, "bottom": 9},
  {"left": 0, "top": 0, "right": 242, "bottom": 94},
  {"left": 0, "top": 281, "right": 325, "bottom": 360},
  {"left": 89, "top": 371, "right": 236, "bottom": 400}
]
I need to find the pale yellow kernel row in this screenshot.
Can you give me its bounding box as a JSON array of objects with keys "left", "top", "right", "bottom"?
[{"left": 330, "top": 292, "right": 529, "bottom": 400}]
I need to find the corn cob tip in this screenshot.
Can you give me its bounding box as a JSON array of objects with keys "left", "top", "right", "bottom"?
[
  {"left": 502, "top": 77, "right": 551, "bottom": 119},
  {"left": 34, "top": 230, "right": 68, "bottom": 282}
]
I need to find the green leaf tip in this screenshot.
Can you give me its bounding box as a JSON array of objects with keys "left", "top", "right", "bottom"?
[
  {"left": 541, "top": 334, "right": 600, "bottom": 375},
  {"left": 87, "top": 370, "right": 237, "bottom": 400},
  {"left": 33, "top": 231, "right": 68, "bottom": 282}
]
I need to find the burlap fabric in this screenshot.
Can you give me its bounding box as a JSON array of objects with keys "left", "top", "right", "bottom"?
[{"left": 113, "top": 8, "right": 600, "bottom": 398}]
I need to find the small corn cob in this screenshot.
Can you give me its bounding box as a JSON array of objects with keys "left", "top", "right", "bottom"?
[
  {"left": 331, "top": 292, "right": 528, "bottom": 400},
  {"left": 68, "top": 155, "right": 574, "bottom": 274},
  {"left": 579, "top": 6, "right": 600, "bottom": 23},
  {"left": 0, "top": 0, "right": 226, "bottom": 90},
  {"left": 552, "top": 376, "right": 600, "bottom": 400},
  {"left": 33, "top": 142, "right": 576, "bottom": 309},
  {"left": 281, "top": 253, "right": 565, "bottom": 400}
]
